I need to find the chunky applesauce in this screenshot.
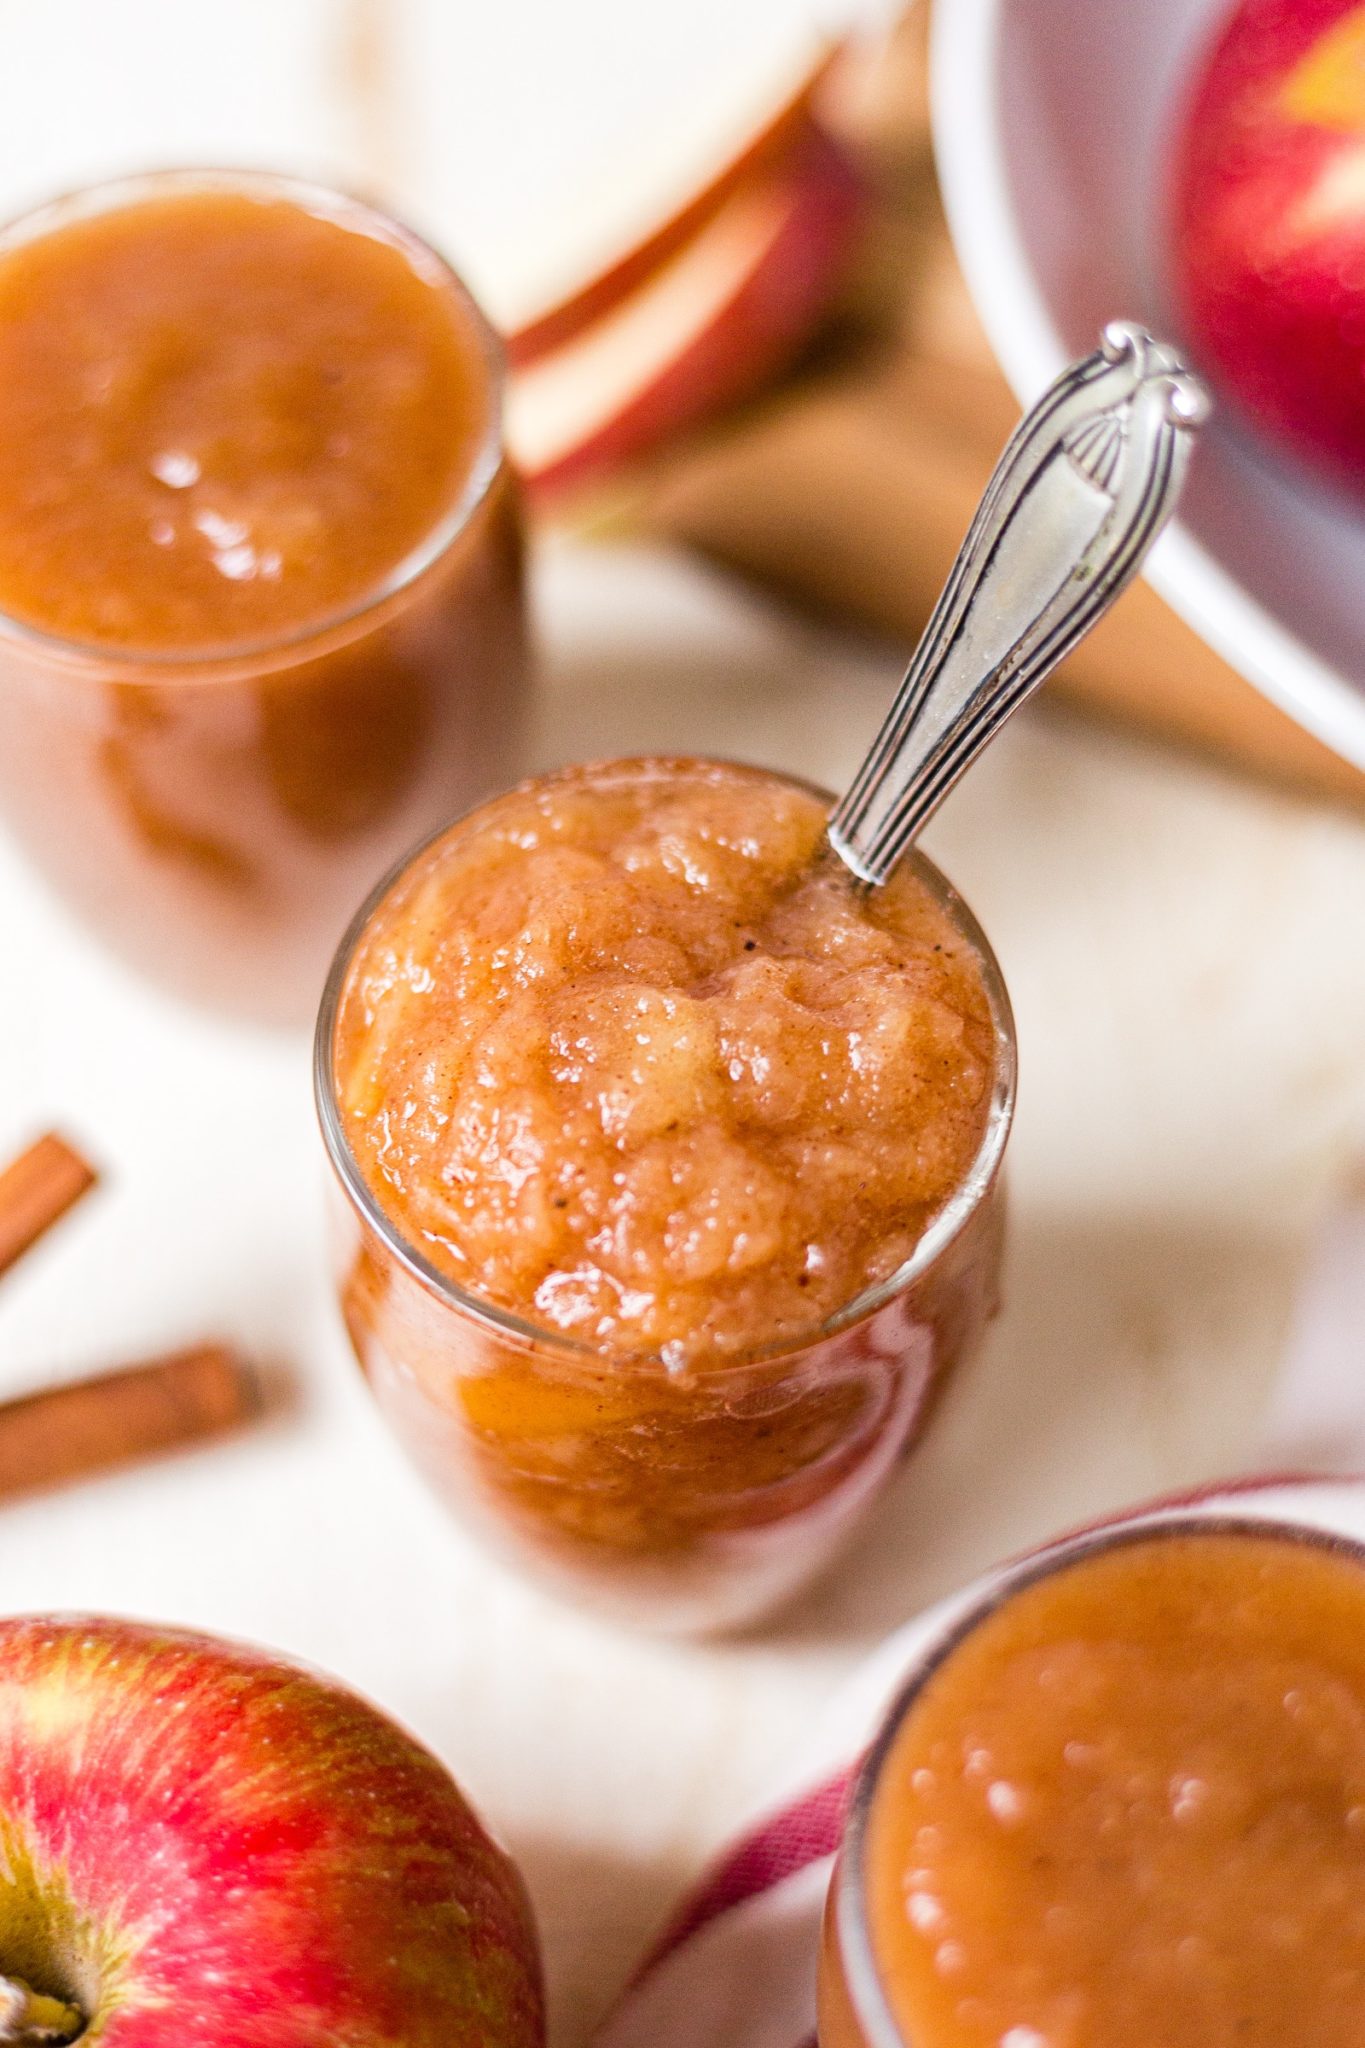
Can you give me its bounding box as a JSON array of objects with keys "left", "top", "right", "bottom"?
[
  {"left": 324, "top": 758, "right": 1011, "bottom": 1629},
  {"left": 848, "top": 1527, "right": 1365, "bottom": 2048},
  {"left": 0, "top": 173, "right": 525, "bottom": 1017},
  {"left": 335, "top": 758, "right": 997, "bottom": 1364}
]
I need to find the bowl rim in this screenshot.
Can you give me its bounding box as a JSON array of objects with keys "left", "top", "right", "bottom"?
[{"left": 928, "top": 0, "right": 1365, "bottom": 774}]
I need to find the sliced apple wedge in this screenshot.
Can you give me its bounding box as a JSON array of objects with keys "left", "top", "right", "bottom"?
[
  {"left": 505, "top": 46, "right": 841, "bottom": 366},
  {"left": 508, "top": 128, "right": 864, "bottom": 499},
  {"left": 398, "top": 0, "right": 881, "bottom": 339}
]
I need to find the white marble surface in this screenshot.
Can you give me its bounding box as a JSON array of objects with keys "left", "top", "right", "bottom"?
[
  {"left": 0, "top": 4, "right": 1364, "bottom": 2040},
  {"left": 2, "top": 534, "right": 1364, "bottom": 2042}
]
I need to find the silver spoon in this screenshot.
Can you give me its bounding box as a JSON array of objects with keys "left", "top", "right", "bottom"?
[{"left": 828, "top": 322, "right": 1211, "bottom": 888}]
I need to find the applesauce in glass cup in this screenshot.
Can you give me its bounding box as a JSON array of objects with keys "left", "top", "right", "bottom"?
[
  {"left": 0, "top": 170, "right": 527, "bottom": 1022},
  {"left": 818, "top": 1514, "right": 1365, "bottom": 2048},
  {"left": 316, "top": 757, "right": 1015, "bottom": 1633}
]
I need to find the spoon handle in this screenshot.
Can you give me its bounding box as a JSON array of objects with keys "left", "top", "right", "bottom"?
[{"left": 827, "top": 322, "right": 1210, "bottom": 887}]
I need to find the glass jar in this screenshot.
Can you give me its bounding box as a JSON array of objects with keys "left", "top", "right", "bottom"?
[
  {"left": 316, "top": 767, "right": 1016, "bottom": 1632},
  {"left": 0, "top": 170, "right": 527, "bottom": 1022},
  {"left": 817, "top": 1509, "right": 1365, "bottom": 2047}
]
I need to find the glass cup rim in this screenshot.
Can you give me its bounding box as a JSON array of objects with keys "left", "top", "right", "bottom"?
[
  {"left": 313, "top": 755, "right": 1019, "bottom": 1375},
  {"left": 832, "top": 1505, "right": 1365, "bottom": 2048},
  {"left": 0, "top": 164, "right": 507, "bottom": 675}
]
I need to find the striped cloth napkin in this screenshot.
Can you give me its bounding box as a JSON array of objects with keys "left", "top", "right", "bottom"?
[{"left": 593, "top": 1179, "right": 1365, "bottom": 2048}]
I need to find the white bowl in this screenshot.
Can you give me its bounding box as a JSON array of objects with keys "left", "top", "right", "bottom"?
[{"left": 930, "top": 0, "right": 1365, "bottom": 770}]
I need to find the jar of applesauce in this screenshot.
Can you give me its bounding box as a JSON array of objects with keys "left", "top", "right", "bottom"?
[
  {"left": 317, "top": 758, "right": 1015, "bottom": 1631},
  {"left": 0, "top": 170, "right": 526, "bottom": 1021},
  {"left": 819, "top": 1514, "right": 1365, "bottom": 2048}
]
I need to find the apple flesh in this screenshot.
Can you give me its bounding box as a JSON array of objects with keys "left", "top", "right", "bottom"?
[
  {"left": 0, "top": 1617, "right": 543, "bottom": 2047},
  {"left": 1173, "top": 0, "right": 1365, "bottom": 496},
  {"left": 504, "top": 46, "right": 841, "bottom": 367}
]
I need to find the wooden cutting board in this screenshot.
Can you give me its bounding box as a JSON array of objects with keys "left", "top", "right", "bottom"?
[{"left": 624, "top": 8, "right": 1365, "bottom": 807}]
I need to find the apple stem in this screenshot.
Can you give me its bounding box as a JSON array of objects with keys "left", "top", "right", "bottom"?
[{"left": 0, "top": 1977, "right": 82, "bottom": 2045}]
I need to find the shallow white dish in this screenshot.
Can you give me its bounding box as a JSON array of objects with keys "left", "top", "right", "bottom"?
[{"left": 931, "top": 0, "right": 1365, "bottom": 770}]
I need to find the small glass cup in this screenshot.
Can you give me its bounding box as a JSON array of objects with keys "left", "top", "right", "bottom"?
[
  {"left": 0, "top": 169, "right": 528, "bottom": 1023},
  {"left": 817, "top": 1508, "right": 1365, "bottom": 2047},
  {"left": 315, "top": 766, "right": 1016, "bottom": 1633}
]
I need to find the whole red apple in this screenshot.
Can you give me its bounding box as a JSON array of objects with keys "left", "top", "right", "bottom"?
[
  {"left": 0, "top": 1617, "right": 543, "bottom": 2047},
  {"left": 1173, "top": 0, "right": 1365, "bottom": 495}
]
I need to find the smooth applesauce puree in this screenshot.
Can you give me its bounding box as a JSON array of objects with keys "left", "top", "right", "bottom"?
[
  {"left": 334, "top": 758, "right": 997, "bottom": 1364},
  {"left": 862, "top": 1530, "right": 1365, "bottom": 2048},
  {"left": 0, "top": 174, "right": 526, "bottom": 1018},
  {"left": 0, "top": 185, "right": 487, "bottom": 648}
]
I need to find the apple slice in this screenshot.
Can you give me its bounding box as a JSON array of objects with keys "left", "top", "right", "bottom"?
[
  {"left": 505, "top": 47, "right": 841, "bottom": 366},
  {"left": 508, "top": 127, "right": 864, "bottom": 499},
  {"left": 396, "top": 0, "right": 882, "bottom": 340}
]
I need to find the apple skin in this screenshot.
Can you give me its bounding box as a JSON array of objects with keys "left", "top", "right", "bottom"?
[
  {"left": 0, "top": 1616, "right": 544, "bottom": 2047},
  {"left": 513, "top": 125, "right": 865, "bottom": 502},
  {"left": 1173, "top": 0, "right": 1365, "bottom": 497}
]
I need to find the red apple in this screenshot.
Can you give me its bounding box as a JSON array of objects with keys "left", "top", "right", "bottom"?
[
  {"left": 0, "top": 1617, "right": 543, "bottom": 2047},
  {"left": 1173, "top": 0, "right": 1365, "bottom": 495},
  {"left": 509, "top": 125, "right": 864, "bottom": 501}
]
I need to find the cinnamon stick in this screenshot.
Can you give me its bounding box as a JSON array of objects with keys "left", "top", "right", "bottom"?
[
  {"left": 0, "top": 1133, "right": 98, "bottom": 1282},
  {"left": 0, "top": 1344, "right": 258, "bottom": 1502}
]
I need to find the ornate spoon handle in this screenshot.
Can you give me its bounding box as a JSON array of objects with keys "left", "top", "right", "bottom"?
[{"left": 827, "top": 323, "right": 1210, "bottom": 887}]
